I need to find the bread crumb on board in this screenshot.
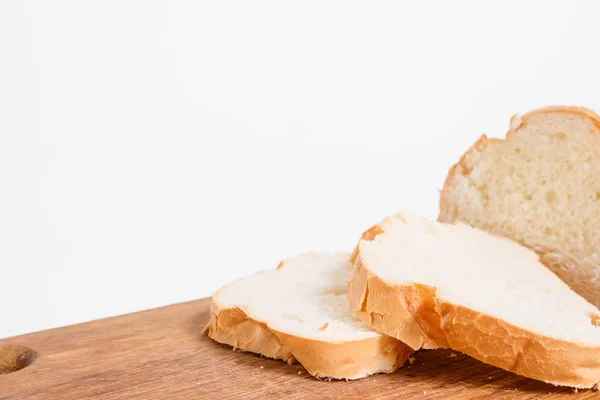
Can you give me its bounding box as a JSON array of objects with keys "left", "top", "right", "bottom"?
[
  {"left": 408, "top": 357, "right": 416, "bottom": 365},
  {"left": 449, "top": 352, "right": 457, "bottom": 358},
  {"left": 297, "top": 371, "right": 302, "bottom": 375}
]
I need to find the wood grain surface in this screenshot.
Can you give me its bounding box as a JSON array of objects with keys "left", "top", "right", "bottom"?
[{"left": 0, "top": 298, "right": 596, "bottom": 399}]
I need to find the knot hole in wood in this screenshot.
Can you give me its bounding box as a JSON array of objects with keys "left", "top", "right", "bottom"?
[{"left": 0, "top": 345, "right": 37, "bottom": 374}]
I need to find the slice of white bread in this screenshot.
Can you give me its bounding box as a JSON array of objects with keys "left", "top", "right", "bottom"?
[
  {"left": 348, "top": 213, "right": 600, "bottom": 388},
  {"left": 439, "top": 106, "right": 600, "bottom": 307},
  {"left": 205, "top": 252, "right": 413, "bottom": 379}
]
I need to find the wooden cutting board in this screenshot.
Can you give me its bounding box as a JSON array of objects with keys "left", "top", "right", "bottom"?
[{"left": 0, "top": 298, "right": 596, "bottom": 399}]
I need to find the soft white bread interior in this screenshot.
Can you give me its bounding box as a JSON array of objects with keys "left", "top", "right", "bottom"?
[
  {"left": 348, "top": 213, "right": 600, "bottom": 388},
  {"left": 206, "top": 252, "right": 412, "bottom": 379},
  {"left": 439, "top": 106, "right": 600, "bottom": 307}
]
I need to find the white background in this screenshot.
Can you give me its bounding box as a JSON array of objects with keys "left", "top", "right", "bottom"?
[{"left": 2, "top": 1, "right": 600, "bottom": 338}]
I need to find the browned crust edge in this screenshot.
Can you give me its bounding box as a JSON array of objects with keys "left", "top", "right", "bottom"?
[
  {"left": 206, "top": 302, "right": 295, "bottom": 363},
  {"left": 348, "top": 214, "right": 600, "bottom": 388},
  {"left": 206, "top": 298, "right": 412, "bottom": 380}
]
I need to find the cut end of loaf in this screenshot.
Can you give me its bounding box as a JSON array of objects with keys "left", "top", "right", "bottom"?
[{"left": 440, "top": 106, "right": 600, "bottom": 307}]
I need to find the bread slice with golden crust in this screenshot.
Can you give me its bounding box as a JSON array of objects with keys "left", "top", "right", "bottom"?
[
  {"left": 348, "top": 213, "right": 600, "bottom": 388},
  {"left": 206, "top": 252, "right": 412, "bottom": 379},
  {"left": 439, "top": 106, "right": 600, "bottom": 307}
]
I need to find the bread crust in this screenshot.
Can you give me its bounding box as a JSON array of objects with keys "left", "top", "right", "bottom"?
[
  {"left": 206, "top": 301, "right": 295, "bottom": 363},
  {"left": 206, "top": 258, "right": 413, "bottom": 380},
  {"left": 509, "top": 106, "right": 600, "bottom": 134},
  {"left": 348, "top": 214, "right": 600, "bottom": 388},
  {"left": 440, "top": 106, "right": 600, "bottom": 308},
  {"left": 348, "top": 219, "right": 439, "bottom": 351}
]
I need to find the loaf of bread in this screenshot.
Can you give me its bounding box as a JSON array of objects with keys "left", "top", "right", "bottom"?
[
  {"left": 348, "top": 213, "right": 600, "bottom": 388},
  {"left": 206, "top": 105, "right": 600, "bottom": 388},
  {"left": 205, "top": 252, "right": 412, "bottom": 379},
  {"left": 439, "top": 106, "right": 600, "bottom": 306}
]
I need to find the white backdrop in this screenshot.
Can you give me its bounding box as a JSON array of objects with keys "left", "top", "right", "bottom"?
[{"left": 2, "top": 0, "right": 600, "bottom": 338}]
